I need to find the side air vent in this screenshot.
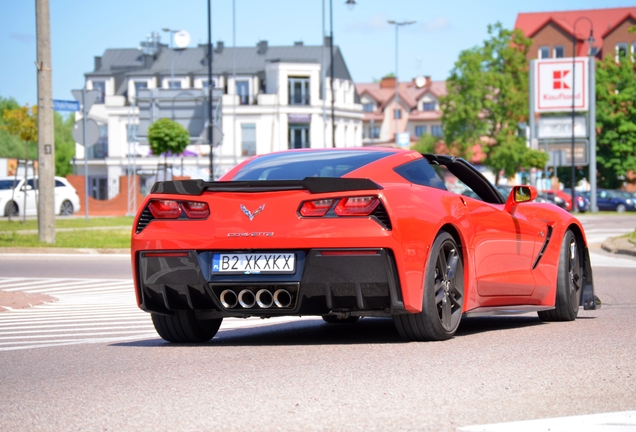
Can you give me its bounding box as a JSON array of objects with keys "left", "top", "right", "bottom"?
[
  {"left": 136, "top": 207, "right": 154, "bottom": 234},
  {"left": 372, "top": 202, "right": 392, "bottom": 230}
]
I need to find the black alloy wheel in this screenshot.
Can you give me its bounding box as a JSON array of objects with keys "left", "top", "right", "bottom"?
[
  {"left": 60, "top": 200, "right": 74, "bottom": 216},
  {"left": 151, "top": 311, "right": 222, "bottom": 343},
  {"left": 538, "top": 230, "right": 582, "bottom": 322},
  {"left": 394, "top": 231, "right": 464, "bottom": 341}
]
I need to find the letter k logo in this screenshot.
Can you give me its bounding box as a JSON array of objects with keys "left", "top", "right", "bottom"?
[{"left": 553, "top": 70, "right": 570, "bottom": 90}]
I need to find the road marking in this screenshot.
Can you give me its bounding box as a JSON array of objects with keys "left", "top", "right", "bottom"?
[
  {"left": 459, "top": 410, "right": 636, "bottom": 432},
  {"left": 0, "top": 277, "right": 313, "bottom": 351},
  {"left": 589, "top": 252, "right": 636, "bottom": 268}
]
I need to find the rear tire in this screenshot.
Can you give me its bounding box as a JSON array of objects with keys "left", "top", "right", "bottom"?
[
  {"left": 322, "top": 315, "right": 360, "bottom": 324},
  {"left": 616, "top": 204, "right": 626, "bottom": 213},
  {"left": 4, "top": 201, "right": 18, "bottom": 217},
  {"left": 59, "top": 200, "right": 74, "bottom": 216},
  {"left": 394, "top": 231, "right": 464, "bottom": 341},
  {"left": 151, "top": 311, "right": 222, "bottom": 343},
  {"left": 538, "top": 230, "right": 582, "bottom": 322}
]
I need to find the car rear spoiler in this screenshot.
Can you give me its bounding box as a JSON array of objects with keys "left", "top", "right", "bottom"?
[{"left": 150, "top": 177, "right": 383, "bottom": 195}]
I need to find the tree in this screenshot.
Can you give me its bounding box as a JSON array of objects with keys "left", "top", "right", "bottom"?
[
  {"left": 411, "top": 133, "right": 439, "bottom": 154},
  {"left": 441, "top": 23, "right": 548, "bottom": 183},
  {"left": 54, "top": 113, "right": 76, "bottom": 177},
  {"left": 147, "top": 118, "right": 190, "bottom": 179},
  {"left": 595, "top": 53, "right": 636, "bottom": 189}
]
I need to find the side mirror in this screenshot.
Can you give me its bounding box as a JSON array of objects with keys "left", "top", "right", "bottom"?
[
  {"left": 505, "top": 185, "right": 537, "bottom": 213},
  {"left": 21, "top": 185, "right": 33, "bottom": 191}
]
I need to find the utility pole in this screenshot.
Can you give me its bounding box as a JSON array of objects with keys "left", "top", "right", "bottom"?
[
  {"left": 35, "top": 0, "right": 55, "bottom": 243},
  {"left": 207, "top": 0, "right": 214, "bottom": 180}
]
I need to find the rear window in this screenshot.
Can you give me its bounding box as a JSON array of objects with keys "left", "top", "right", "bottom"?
[
  {"left": 394, "top": 159, "right": 447, "bottom": 190},
  {"left": 232, "top": 150, "right": 394, "bottom": 180}
]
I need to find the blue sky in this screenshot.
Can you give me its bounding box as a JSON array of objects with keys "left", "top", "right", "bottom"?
[{"left": 1, "top": 0, "right": 633, "bottom": 106}]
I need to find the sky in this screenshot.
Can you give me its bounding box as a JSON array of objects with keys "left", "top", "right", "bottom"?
[{"left": 1, "top": 0, "right": 634, "bottom": 106}]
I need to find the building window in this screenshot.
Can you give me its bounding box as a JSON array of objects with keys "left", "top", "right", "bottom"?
[
  {"left": 362, "top": 103, "right": 374, "bottom": 112},
  {"left": 553, "top": 46, "right": 565, "bottom": 58},
  {"left": 422, "top": 102, "right": 435, "bottom": 111},
  {"left": 431, "top": 125, "right": 443, "bottom": 137},
  {"left": 89, "top": 124, "right": 109, "bottom": 159},
  {"left": 538, "top": 46, "right": 550, "bottom": 59},
  {"left": 134, "top": 81, "right": 147, "bottom": 95},
  {"left": 289, "top": 124, "right": 310, "bottom": 149},
  {"left": 168, "top": 80, "right": 181, "bottom": 89},
  {"left": 617, "top": 43, "right": 629, "bottom": 59},
  {"left": 89, "top": 177, "right": 108, "bottom": 200},
  {"left": 394, "top": 109, "right": 402, "bottom": 119},
  {"left": 364, "top": 125, "right": 380, "bottom": 139},
  {"left": 241, "top": 123, "right": 256, "bottom": 156},
  {"left": 288, "top": 77, "right": 310, "bottom": 105},
  {"left": 92, "top": 80, "right": 106, "bottom": 103},
  {"left": 203, "top": 79, "right": 218, "bottom": 89},
  {"left": 415, "top": 125, "right": 427, "bottom": 137},
  {"left": 127, "top": 124, "right": 138, "bottom": 143},
  {"left": 236, "top": 80, "right": 250, "bottom": 105}
]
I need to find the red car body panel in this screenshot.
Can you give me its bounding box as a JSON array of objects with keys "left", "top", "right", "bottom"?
[{"left": 131, "top": 148, "right": 593, "bottom": 319}]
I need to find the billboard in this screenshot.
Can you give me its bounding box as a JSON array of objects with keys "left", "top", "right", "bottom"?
[{"left": 534, "top": 57, "right": 589, "bottom": 113}]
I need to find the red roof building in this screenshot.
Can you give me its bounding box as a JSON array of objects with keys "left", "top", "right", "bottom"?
[
  {"left": 355, "top": 76, "right": 446, "bottom": 146},
  {"left": 514, "top": 7, "right": 636, "bottom": 60}
]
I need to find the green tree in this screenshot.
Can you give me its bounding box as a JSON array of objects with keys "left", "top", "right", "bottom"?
[
  {"left": 411, "top": 133, "right": 439, "bottom": 154},
  {"left": 148, "top": 118, "right": 190, "bottom": 178},
  {"left": 54, "top": 113, "right": 75, "bottom": 176},
  {"left": 441, "top": 23, "right": 547, "bottom": 183},
  {"left": 595, "top": 53, "right": 636, "bottom": 189}
]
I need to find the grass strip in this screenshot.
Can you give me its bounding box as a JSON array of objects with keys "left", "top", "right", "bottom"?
[
  {"left": 0, "top": 229, "right": 131, "bottom": 249},
  {"left": 0, "top": 217, "right": 134, "bottom": 232}
]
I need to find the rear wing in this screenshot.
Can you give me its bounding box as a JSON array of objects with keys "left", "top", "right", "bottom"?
[{"left": 150, "top": 177, "right": 383, "bottom": 196}]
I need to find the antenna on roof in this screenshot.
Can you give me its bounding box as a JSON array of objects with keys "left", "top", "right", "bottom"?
[{"left": 139, "top": 31, "right": 161, "bottom": 55}]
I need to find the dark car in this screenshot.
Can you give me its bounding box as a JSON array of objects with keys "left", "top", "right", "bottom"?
[
  {"left": 562, "top": 188, "right": 591, "bottom": 213},
  {"left": 595, "top": 189, "right": 636, "bottom": 212}
]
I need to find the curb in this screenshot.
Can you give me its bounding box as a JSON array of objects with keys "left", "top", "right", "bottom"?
[{"left": 601, "top": 236, "right": 636, "bottom": 258}]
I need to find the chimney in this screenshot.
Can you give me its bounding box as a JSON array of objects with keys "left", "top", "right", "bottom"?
[
  {"left": 143, "top": 53, "right": 155, "bottom": 69},
  {"left": 324, "top": 36, "right": 332, "bottom": 47},
  {"left": 380, "top": 76, "right": 396, "bottom": 88},
  {"left": 425, "top": 75, "right": 431, "bottom": 87},
  {"left": 257, "top": 40, "right": 268, "bottom": 55},
  {"left": 215, "top": 41, "right": 224, "bottom": 53},
  {"left": 94, "top": 56, "right": 102, "bottom": 71},
  {"left": 294, "top": 41, "right": 304, "bottom": 46}
]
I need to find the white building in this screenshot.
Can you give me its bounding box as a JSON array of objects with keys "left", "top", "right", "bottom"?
[{"left": 79, "top": 35, "right": 363, "bottom": 199}]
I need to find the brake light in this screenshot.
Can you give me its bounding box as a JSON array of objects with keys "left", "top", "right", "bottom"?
[
  {"left": 182, "top": 201, "right": 210, "bottom": 219},
  {"left": 148, "top": 200, "right": 182, "bottom": 219},
  {"left": 299, "top": 199, "right": 335, "bottom": 217},
  {"left": 335, "top": 196, "right": 380, "bottom": 216}
]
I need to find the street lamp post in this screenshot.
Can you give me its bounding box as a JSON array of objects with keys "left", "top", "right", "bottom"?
[
  {"left": 388, "top": 20, "right": 415, "bottom": 146},
  {"left": 329, "top": 0, "right": 356, "bottom": 148},
  {"left": 570, "top": 17, "right": 594, "bottom": 213},
  {"left": 207, "top": 0, "right": 214, "bottom": 180}
]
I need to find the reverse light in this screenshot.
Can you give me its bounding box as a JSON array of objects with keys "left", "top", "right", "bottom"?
[
  {"left": 148, "top": 199, "right": 182, "bottom": 219},
  {"left": 300, "top": 199, "right": 335, "bottom": 217},
  {"left": 335, "top": 196, "right": 380, "bottom": 216},
  {"left": 182, "top": 201, "right": 210, "bottom": 219}
]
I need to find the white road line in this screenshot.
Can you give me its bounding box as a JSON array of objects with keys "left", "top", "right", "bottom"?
[
  {"left": 459, "top": 410, "right": 636, "bottom": 432},
  {"left": 589, "top": 252, "right": 636, "bottom": 268}
]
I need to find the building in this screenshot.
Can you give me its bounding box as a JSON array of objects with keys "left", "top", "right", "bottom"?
[
  {"left": 79, "top": 33, "right": 363, "bottom": 200},
  {"left": 355, "top": 76, "right": 446, "bottom": 147},
  {"left": 515, "top": 7, "right": 636, "bottom": 60}
]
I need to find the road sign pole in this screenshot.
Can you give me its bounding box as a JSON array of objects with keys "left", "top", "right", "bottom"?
[
  {"left": 83, "top": 88, "right": 89, "bottom": 221},
  {"left": 589, "top": 58, "right": 597, "bottom": 213}
]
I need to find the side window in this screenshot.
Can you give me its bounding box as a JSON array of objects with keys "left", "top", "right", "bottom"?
[
  {"left": 55, "top": 180, "right": 65, "bottom": 187},
  {"left": 394, "top": 159, "right": 446, "bottom": 190}
]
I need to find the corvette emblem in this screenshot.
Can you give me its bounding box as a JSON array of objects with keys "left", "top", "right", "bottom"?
[{"left": 241, "top": 204, "right": 265, "bottom": 221}]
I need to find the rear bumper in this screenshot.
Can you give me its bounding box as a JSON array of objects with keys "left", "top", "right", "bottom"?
[{"left": 136, "top": 248, "right": 406, "bottom": 318}]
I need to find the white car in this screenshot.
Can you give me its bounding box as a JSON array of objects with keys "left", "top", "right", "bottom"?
[{"left": 0, "top": 176, "right": 81, "bottom": 217}]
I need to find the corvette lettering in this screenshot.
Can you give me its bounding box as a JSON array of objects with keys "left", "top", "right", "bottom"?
[{"left": 227, "top": 232, "right": 274, "bottom": 237}]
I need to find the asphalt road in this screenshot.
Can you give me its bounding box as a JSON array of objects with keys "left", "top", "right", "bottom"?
[{"left": 0, "top": 214, "right": 635, "bottom": 431}]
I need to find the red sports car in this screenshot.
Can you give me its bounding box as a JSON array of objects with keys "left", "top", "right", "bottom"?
[{"left": 131, "top": 148, "right": 600, "bottom": 343}]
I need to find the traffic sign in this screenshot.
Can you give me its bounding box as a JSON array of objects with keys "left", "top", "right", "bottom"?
[
  {"left": 72, "top": 118, "right": 100, "bottom": 146},
  {"left": 71, "top": 89, "right": 100, "bottom": 113},
  {"left": 53, "top": 100, "right": 80, "bottom": 112}
]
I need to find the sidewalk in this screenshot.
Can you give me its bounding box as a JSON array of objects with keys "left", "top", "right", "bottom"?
[{"left": 601, "top": 236, "right": 636, "bottom": 257}]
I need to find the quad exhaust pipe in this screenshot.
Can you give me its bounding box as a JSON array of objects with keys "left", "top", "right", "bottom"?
[{"left": 220, "top": 288, "right": 293, "bottom": 309}]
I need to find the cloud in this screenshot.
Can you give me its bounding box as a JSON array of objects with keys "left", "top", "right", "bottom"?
[
  {"left": 9, "top": 33, "right": 35, "bottom": 44},
  {"left": 346, "top": 13, "right": 391, "bottom": 33},
  {"left": 419, "top": 16, "right": 451, "bottom": 33}
]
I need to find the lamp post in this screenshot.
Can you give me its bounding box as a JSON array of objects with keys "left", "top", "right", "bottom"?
[
  {"left": 570, "top": 17, "right": 594, "bottom": 213},
  {"left": 161, "top": 28, "right": 180, "bottom": 84},
  {"left": 388, "top": 20, "right": 415, "bottom": 145},
  {"left": 329, "top": 0, "right": 356, "bottom": 147},
  {"left": 207, "top": 0, "right": 214, "bottom": 180}
]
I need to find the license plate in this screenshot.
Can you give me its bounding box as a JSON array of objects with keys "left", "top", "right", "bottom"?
[{"left": 212, "top": 253, "right": 295, "bottom": 274}]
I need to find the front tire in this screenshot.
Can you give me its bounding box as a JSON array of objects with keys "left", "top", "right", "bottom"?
[
  {"left": 616, "top": 204, "right": 626, "bottom": 213},
  {"left": 4, "top": 201, "right": 18, "bottom": 217},
  {"left": 394, "top": 231, "right": 464, "bottom": 341},
  {"left": 538, "top": 230, "right": 582, "bottom": 322},
  {"left": 151, "top": 311, "right": 222, "bottom": 343}
]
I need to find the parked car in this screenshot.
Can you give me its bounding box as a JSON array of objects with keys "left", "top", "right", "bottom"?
[
  {"left": 562, "top": 188, "right": 591, "bottom": 212},
  {"left": 594, "top": 189, "right": 636, "bottom": 212},
  {"left": 0, "top": 176, "right": 81, "bottom": 217},
  {"left": 544, "top": 189, "right": 589, "bottom": 212}
]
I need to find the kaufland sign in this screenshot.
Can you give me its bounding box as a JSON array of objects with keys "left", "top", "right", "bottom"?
[{"left": 534, "top": 57, "right": 589, "bottom": 113}]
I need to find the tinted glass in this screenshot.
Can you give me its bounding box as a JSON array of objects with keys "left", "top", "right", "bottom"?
[
  {"left": 232, "top": 150, "right": 394, "bottom": 181},
  {"left": 0, "top": 180, "right": 19, "bottom": 190},
  {"left": 394, "top": 159, "right": 447, "bottom": 190},
  {"left": 55, "top": 180, "right": 65, "bottom": 187}
]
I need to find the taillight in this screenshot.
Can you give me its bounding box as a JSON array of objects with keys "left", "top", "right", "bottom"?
[
  {"left": 148, "top": 200, "right": 181, "bottom": 219},
  {"left": 335, "top": 196, "right": 380, "bottom": 216},
  {"left": 299, "top": 199, "right": 335, "bottom": 217},
  {"left": 182, "top": 201, "right": 210, "bottom": 219}
]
